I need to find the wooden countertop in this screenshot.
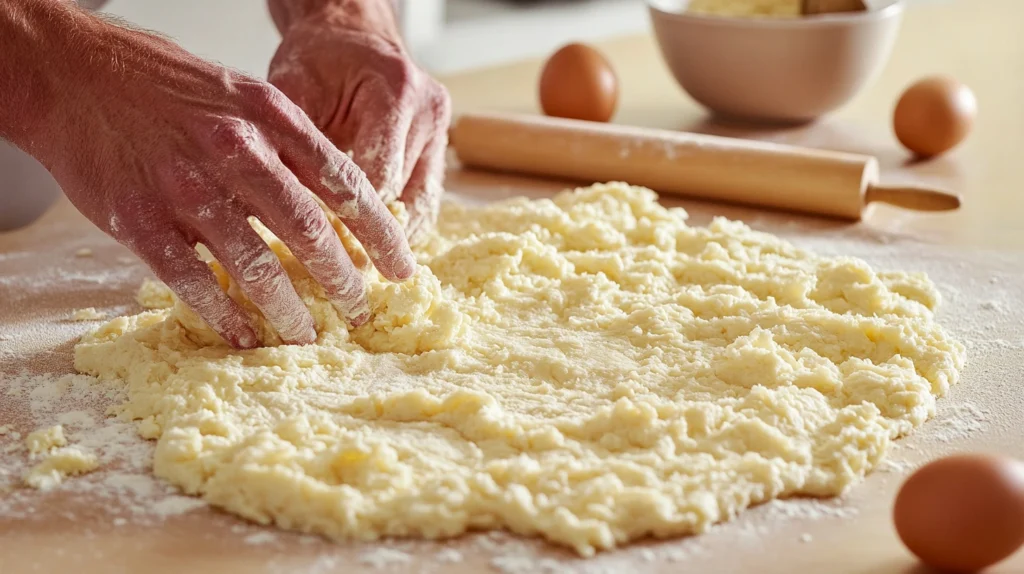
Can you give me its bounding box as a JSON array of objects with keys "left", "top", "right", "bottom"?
[{"left": 3, "top": 1, "right": 1024, "bottom": 573}]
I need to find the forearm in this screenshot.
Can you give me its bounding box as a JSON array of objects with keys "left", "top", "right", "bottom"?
[
  {"left": 267, "top": 0, "right": 400, "bottom": 40},
  {"left": 0, "top": 0, "right": 88, "bottom": 157}
]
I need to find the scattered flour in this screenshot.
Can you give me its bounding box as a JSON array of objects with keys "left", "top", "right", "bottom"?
[
  {"left": 245, "top": 532, "right": 280, "bottom": 546},
  {"left": 920, "top": 402, "right": 989, "bottom": 444},
  {"left": 492, "top": 554, "right": 565, "bottom": 574},
  {"left": 0, "top": 372, "right": 208, "bottom": 523},
  {"left": 149, "top": 496, "right": 208, "bottom": 517},
  {"left": 876, "top": 457, "right": 916, "bottom": 474},
  {"left": 75, "top": 248, "right": 94, "bottom": 258},
  {"left": 434, "top": 548, "right": 464, "bottom": 563},
  {"left": 358, "top": 547, "right": 413, "bottom": 568}
]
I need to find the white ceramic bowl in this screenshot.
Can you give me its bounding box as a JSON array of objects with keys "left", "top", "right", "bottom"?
[{"left": 648, "top": 0, "right": 904, "bottom": 123}]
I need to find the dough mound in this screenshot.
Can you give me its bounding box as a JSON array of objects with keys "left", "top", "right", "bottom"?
[{"left": 74, "top": 182, "right": 965, "bottom": 556}]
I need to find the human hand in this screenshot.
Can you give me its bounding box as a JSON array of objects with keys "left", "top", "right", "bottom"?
[
  {"left": 268, "top": 1, "right": 452, "bottom": 242},
  {"left": 35, "top": 9, "right": 415, "bottom": 348}
]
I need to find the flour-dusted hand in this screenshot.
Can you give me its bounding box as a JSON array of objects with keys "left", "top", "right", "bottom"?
[
  {"left": 268, "top": 0, "right": 452, "bottom": 242},
  {"left": 0, "top": 1, "right": 416, "bottom": 348}
]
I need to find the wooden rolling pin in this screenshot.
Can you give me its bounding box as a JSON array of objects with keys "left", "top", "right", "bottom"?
[{"left": 448, "top": 112, "right": 962, "bottom": 220}]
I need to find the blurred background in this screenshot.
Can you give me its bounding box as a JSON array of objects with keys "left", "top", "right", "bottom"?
[
  {"left": 102, "top": 0, "right": 944, "bottom": 79},
  {"left": 102, "top": 0, "right": 649, "bottom": 76},
  {"left": 396, "top": 0, "right": 648, "bottom": 73}
]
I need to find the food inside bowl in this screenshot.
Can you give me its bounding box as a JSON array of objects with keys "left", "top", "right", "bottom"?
[
  {"left": 685, "top": 0, "right": 802, "bottom": 17},
  {"left": 675, "top": 0, "right": 882, "bottom": 18}
]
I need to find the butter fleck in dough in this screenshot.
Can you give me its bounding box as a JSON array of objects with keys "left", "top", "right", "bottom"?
[{"left": 74, "top": 183, "right": 965, "bottom": 556}]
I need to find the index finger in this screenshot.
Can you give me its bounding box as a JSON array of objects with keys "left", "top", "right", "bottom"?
[{"left": 274, "top": 117, "right": 416, "bottom": 283}]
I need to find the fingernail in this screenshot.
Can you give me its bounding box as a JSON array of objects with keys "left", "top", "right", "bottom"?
[
  {"left": 238, "top": 329, "right": 259, "bottom": 349},
  {"left": 349, "top": 310, "right": 371, "bottom": 327}
]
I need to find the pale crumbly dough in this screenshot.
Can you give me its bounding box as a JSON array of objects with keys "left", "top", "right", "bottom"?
[
  {"left": 74, "top": 183, "right": 965, "bottom": 556},
  {"left": 687, "top": 0, "right": 801, "bottom": 17},
  {"left": 136, "top": 278, "right": 177, "bottom": 310},
  {"left": 25, "top": 425, "right": 67, "bottom": 455},
  {"left": 70, "top": 307, "right": 106, "bottom": 321},
  {"left": 24, "top": 446, "right": 99, "bottom": 490}
]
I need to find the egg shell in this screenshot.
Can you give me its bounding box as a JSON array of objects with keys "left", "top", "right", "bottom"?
[
  {"left": 893, "top": 453, "right": 1024, "bottom": 573},
  {"left": 539, "top": 43, "right": 619, "bottom": 123},
  {"left": 893, "top": 76, "right": 977, "bottom": 158}
]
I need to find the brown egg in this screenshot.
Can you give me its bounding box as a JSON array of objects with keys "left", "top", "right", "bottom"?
[
  {"left": 893, "top": 454, "right": 1024, "bottom": 572},
  {"left": 893, "top": 76, "right": 977, "bottom": 158},
  {"left": 539, "top": 43, "right": 619, "bottom": 123}
]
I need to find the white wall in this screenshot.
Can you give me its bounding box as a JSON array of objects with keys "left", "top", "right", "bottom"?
[{"left": 102, "top": 0, "right": 649, "bottom": 77}]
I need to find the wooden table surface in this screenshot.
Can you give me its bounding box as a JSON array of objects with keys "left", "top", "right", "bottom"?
[{"left": 3, "top": 0, "right": 1024, "bottom": 572}]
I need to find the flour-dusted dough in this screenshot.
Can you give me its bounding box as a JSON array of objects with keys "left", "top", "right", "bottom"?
[
  {"left": 25, "top": 425, "right": 67, "bottom": 455},
  {"left": 74, "top": 183, "right": 965, "bottom": 556},
  {"left": 70, "top": 307, "right": 106, "bottom": 322},
  {"left": 23, "top": 446, "right": 98, "bottom": 490}
]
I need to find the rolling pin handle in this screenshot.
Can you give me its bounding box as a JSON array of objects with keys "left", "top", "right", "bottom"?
[{"left": 864, "top": 184, "right": 963, "bottom": 212}]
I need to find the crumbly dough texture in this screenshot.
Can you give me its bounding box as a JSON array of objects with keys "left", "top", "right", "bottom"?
[
  {"left": 25, "top": 425, "right": 67, "bottom": 455},
  {"left": 71, "top": 307, "right": 106, "bottom": 321},
  {"left": 24, "top": 446, "right": 98, "bottom": 490},
  {"left": 75, "top": 183, "right": 964, "bottom": 556}
]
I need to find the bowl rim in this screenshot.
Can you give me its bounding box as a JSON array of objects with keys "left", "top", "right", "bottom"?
[{"left": 647, "top": 0, "right": 904, "bottom": 27}]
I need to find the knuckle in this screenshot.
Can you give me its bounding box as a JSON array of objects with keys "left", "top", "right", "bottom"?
[
  {"left": 322, "top": 158, "right": 367, "bottom": 202},
  {"left": 234, "top": 245, "right": 282, "bottom": 286},
  {"left": 292, "top": 201, "right": 332, "bottom": 243},
  {"left": 379, "top": 57, "right": 419, "bottom": 102},
  {"left": 208, "top": 119, "right": 260, "bottom": 158},
  {"left": 243, "top": 81, "right": 306, "bottom": 127},
  {"left": 428, "top": 84, "right": 452, "bottom": 119},
  {"left": 248, "top": 82, "right": 291, "bottom": 113},
  {"left": 340, "top": 162, "right": 368, "bottom": 194}
]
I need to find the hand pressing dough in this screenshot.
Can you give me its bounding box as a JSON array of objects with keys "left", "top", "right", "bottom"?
[{"left": 74, "top": 182, "right": 965, "bottom": 556}]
